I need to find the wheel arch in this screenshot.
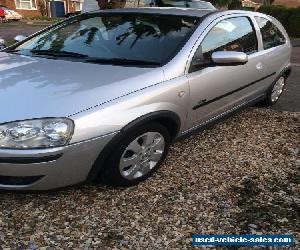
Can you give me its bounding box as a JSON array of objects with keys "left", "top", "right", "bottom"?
[
  {"left": 121, "top": 110, "right": 181, "bottom": 140},
  {"left": 268, "top": 65, "right": 291, "bottom": 92},
  {"left": 87, "top": 110, "right": 181, "bottom": 182},
  {"left": 282, "top": 66, "right": 292, "bottom": 79}
]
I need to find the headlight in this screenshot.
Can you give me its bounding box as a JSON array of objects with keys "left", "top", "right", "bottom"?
[{"left": 0, "top": 118, "right": 74, "bottom": 149}]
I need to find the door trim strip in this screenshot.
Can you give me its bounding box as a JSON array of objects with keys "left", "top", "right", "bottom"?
[
  {"left": 182, "top": 94, "right": 265, "bottom": 136},
  {"left": 192, "top": 72, "right": 276, "bottom": 110}
]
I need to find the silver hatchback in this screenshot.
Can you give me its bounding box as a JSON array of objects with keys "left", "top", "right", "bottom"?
[{"left": 0, "top": 8, "right": 291, "bottom": 190}]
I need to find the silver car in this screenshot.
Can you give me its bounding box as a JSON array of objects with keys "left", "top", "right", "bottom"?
[{"left": 0, "top": 8, "right": 291, "bottom": 190}]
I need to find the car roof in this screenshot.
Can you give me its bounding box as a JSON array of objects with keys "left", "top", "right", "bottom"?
[{"left": 89, "top": 7, "right": 216, "bottom": 18}]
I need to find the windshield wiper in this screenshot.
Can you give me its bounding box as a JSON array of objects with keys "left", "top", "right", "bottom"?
[
  {"left": 85, "top": 58, "right": 161, "bottom": 67},
  {"left": 30, "top": 49, "right": 88, "bottom": 58},
  {"left": 5, "top": 49, "right": 21, "bottom": 54}
]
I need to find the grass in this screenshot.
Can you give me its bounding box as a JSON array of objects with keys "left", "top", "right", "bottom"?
[
  {"left": 6, "top": 39, "right": 15, "bottom": 46},
  {"left": 0, "top": 22, "right": 54, "bottom": 28},
  {"left": 24, "top": 16, "right": 64, "bottom": 22},
  {"left": 0, "top": 17, "right": 62, "bottom": 29}
]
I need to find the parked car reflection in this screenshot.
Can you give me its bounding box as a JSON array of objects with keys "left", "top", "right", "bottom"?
[{"left": 0, "top": 5, "right": 22, "bottom": 22}]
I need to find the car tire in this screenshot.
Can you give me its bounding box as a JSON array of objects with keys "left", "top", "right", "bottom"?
[
  {"left": 99, "top": 122, "right": 171, "bottom": 187},
  {"left": 262, "top": 75, "right": 287, "bottom": 106}
]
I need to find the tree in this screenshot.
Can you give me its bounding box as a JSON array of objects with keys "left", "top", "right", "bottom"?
[
  {"left": 263, "top": 0, "right": 275, "bottom": 5},
  {"left": 96, "top": 0, "right": 126, "bottom": 9},
  {"left": 37, "top": 0, "right": 47, "bottom": 16},
  {"left": 228, "top": 0, "right": 242, "bottom": 9},
  {"left": 206, "top": 0, "right": 242, "bottom": 9}
]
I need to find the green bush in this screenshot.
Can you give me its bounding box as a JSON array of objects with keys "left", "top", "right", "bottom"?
[
  {"left": 228, "top": 0, "right": 242, "bottom": 9},
  {"left": 257, "top": 5, "right": 300, "bottom": 38},
  {"left": 242, "top": 7, "right": 255, "bottom": 11},
  {"left": 24, "top": 16, "right": 65, "bottom": 22},
  {"left": 287, "top": 8, "right": 300, "bottom": 37}
]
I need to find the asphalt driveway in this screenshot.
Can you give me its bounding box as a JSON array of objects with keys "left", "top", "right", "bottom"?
[
  {"left": 0, "top": 26, "right": 41, "bottom": 42},
  {"left": 273, "top": 64, "right": 300, "bottom": 112},
  {"left": 0, "top": 22, "right": 50, "bottom": 44},
  {"left": 272, "top": 46, "right": 300, "bottom": 112}
]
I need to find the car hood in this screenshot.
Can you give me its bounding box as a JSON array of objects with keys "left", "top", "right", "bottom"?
[{"left": 0, "top": 53, "right": 164, "bottom": 123}]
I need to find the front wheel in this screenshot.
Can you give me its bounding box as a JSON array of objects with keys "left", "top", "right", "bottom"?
[{"left": 100, "top": 123, "right": 171, "bottom": 187}]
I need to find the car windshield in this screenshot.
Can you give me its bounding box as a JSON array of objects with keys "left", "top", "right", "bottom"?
[{"left": 10, "top": 13, "right": 200, "bottom": 67}]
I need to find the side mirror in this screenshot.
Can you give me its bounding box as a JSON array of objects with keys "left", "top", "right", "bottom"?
[
  {"left": 14, "top": 35, "right": 27, "bottom": 42},
  {"left": 0, "top": 38, "right": 6, "bottom": 50},
  {"left": 211, "top": 51, "right": 248, "bottom": 66}
]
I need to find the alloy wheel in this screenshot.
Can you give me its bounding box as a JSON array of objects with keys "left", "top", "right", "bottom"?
[
  {"left": 271, "top": 76, "right": 285, "bottom": 103},
  {"left": 119, "top": 132, "right": 165, "bottom": 180}
]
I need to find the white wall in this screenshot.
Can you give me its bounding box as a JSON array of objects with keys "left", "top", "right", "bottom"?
[{"left": 82, "top": 0, "right": 99, "bottom": 12}]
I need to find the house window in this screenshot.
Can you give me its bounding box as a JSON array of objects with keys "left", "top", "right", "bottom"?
[
  {"left": 15, "top": 0, "right": 37, "bottom": 10},
  {"left": 74, "top": 1, "right": 83, "bottom": 11}
]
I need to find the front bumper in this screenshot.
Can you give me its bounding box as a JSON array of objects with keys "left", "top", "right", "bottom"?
[{"left": 0, "top": 132, "right": 117, "bottom": 190}]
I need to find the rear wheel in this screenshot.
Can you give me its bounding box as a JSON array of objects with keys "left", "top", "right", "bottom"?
[
  {"left": 100, "top": 123, "right": 171, "bottom": 186},
  {"left": 263, "top": 76, "right": 286, "bottom": 106}
]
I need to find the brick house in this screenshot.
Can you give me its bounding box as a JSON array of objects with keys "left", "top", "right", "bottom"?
[
  {"left": 0, "top": 0, "right": 40, "bottom": 16},
  {"left": 0, "top": 0, "right": 84, "bottom": 17},
  {"left": 274, "top": 0, "right": 300, "bottom": 7}
]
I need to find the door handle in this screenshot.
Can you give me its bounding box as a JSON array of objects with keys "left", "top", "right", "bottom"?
[{"left": 256, "top": 62, "right": 263, "bottom": 70}]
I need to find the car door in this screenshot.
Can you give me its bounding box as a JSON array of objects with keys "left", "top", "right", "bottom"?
[
  {"left": 254, "top": 16, "right": 290, "bottom": 77},
  {"left": 185, "top": 15, "right": 267, "bottom": 129}
]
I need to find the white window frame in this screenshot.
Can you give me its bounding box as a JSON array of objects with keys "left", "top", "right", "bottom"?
[
  {"left": 15, "top": 0, "right": 37, "bottom": 10},
  {"left": 73, "top": 0, "right": 84, "bottom": 11}
]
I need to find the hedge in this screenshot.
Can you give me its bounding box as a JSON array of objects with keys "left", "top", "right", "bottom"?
[
  {"left": 257, "top": 5, "right": 300, "bottom": 37},
  {"left": 24, "top": 16, "right": 65, "bottom": 22}
]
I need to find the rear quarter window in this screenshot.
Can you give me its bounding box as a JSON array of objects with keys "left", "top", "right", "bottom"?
[{"left": 255, "top": 16, "right": 286, "bottom": 50}]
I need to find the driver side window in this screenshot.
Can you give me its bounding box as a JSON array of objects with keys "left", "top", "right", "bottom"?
[{"left": 190, "top": 16, "right": 258, "bottom": 72}]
